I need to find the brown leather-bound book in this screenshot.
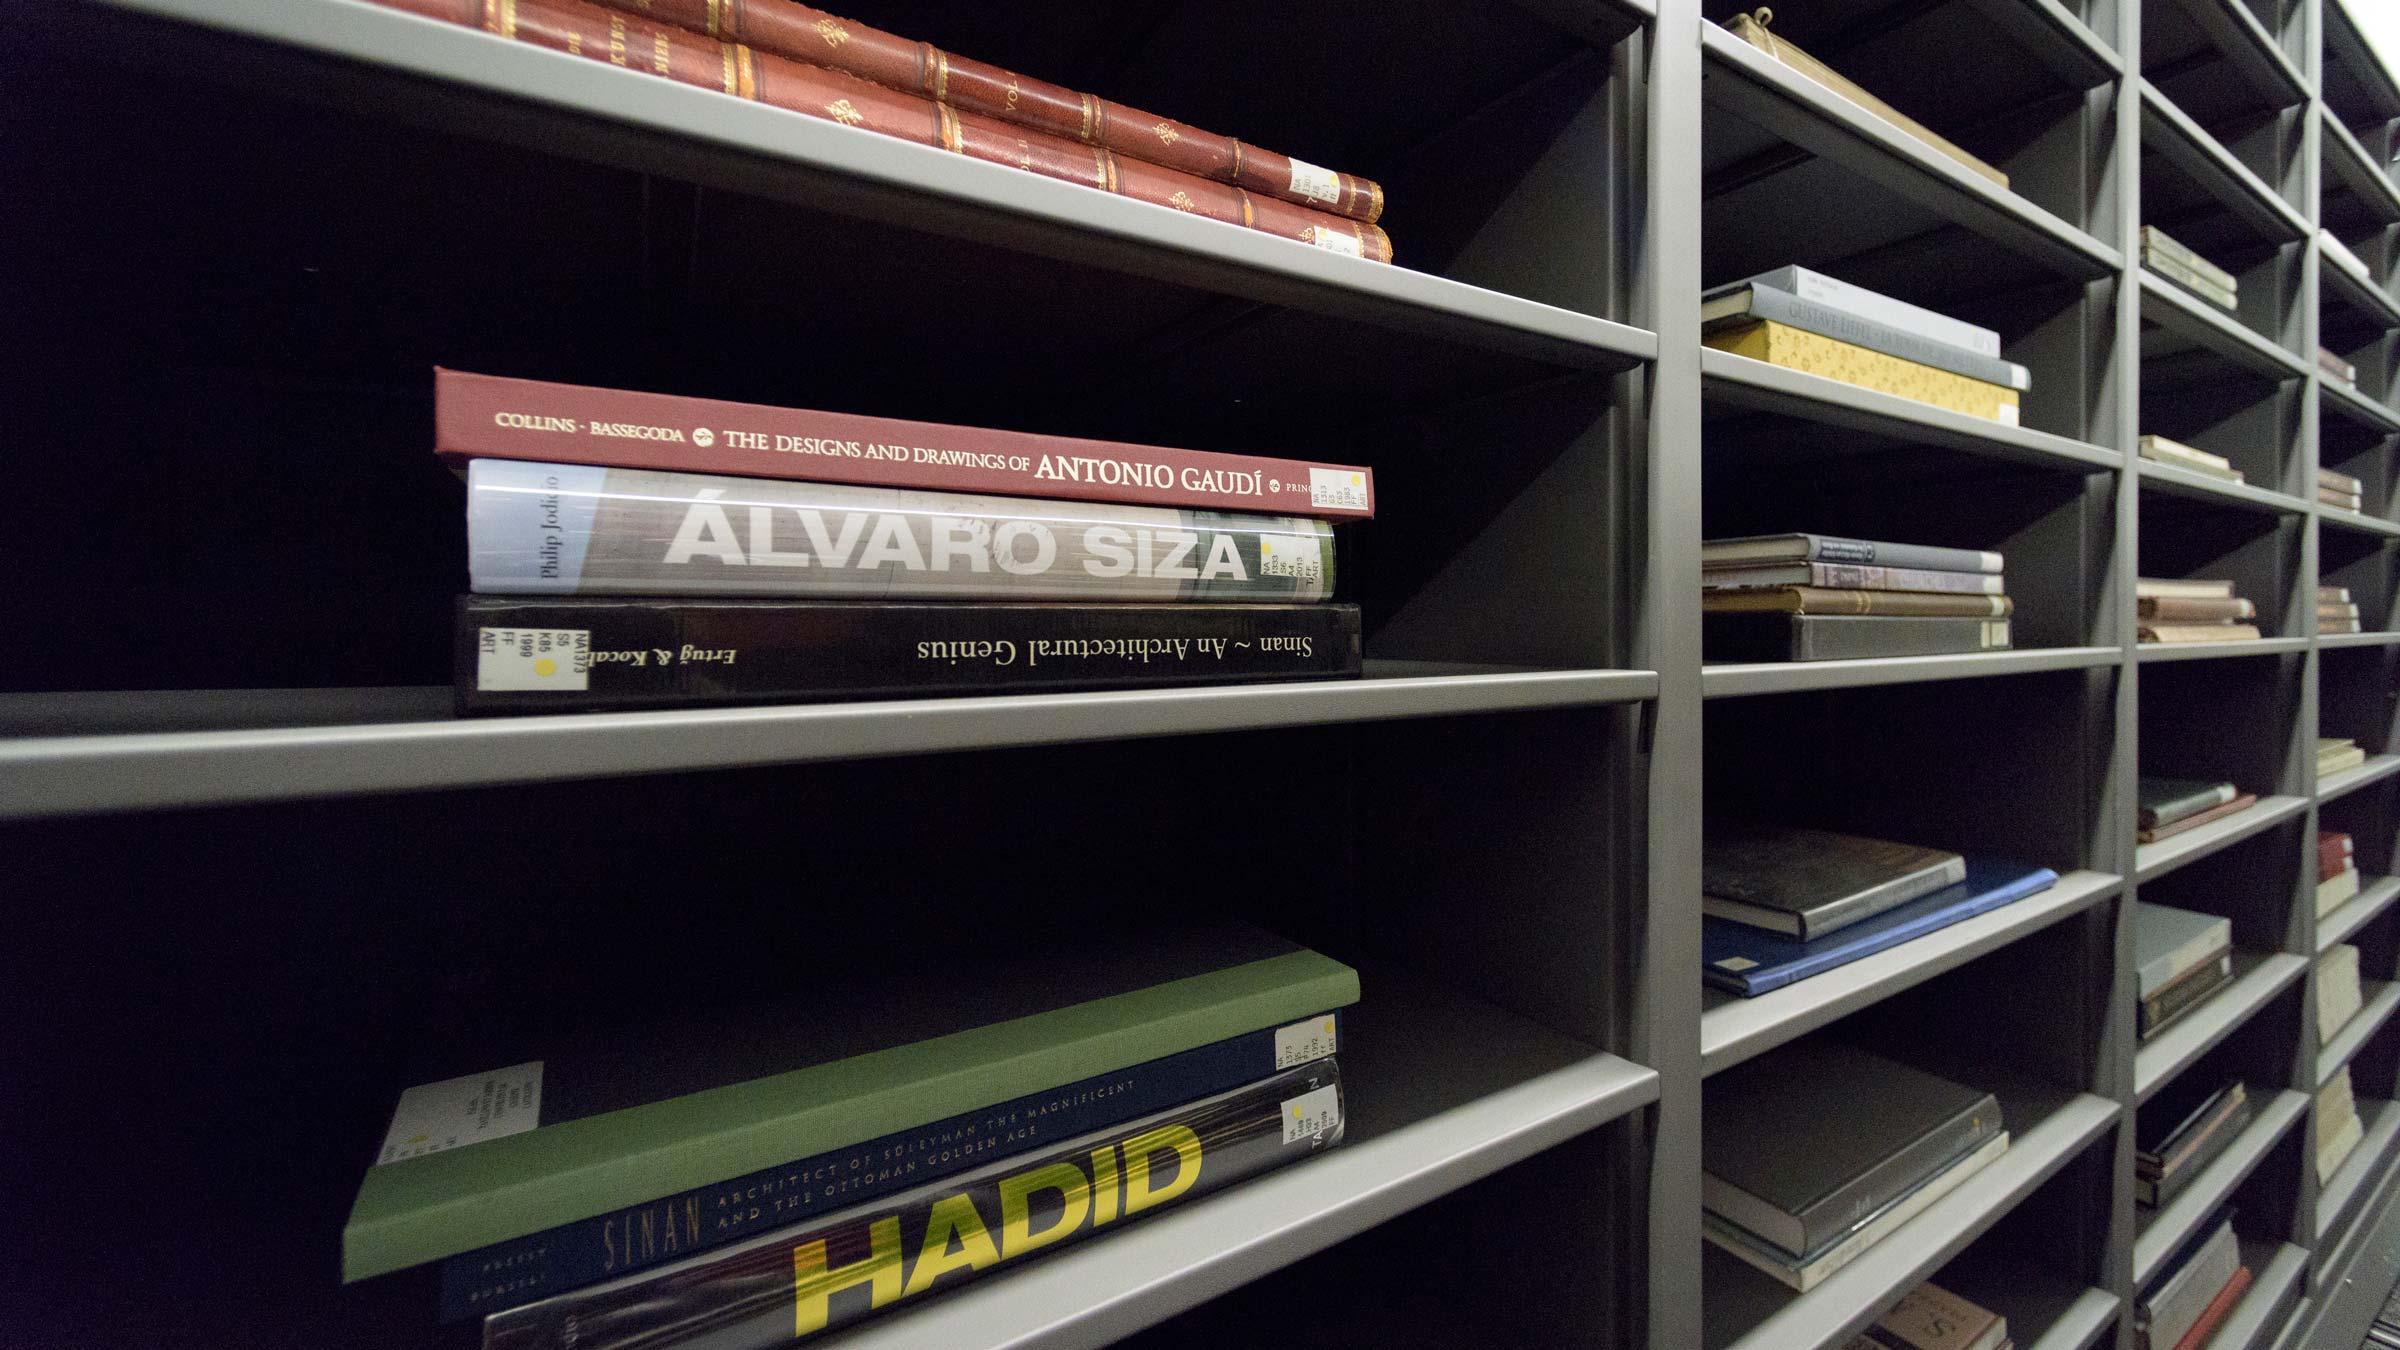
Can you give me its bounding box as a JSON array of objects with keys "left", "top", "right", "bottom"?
[
  {"left": 2138, "top": 595, "right": 2257, "bottom": 622},
  {"left": 373, "top": 0, "right": 1392, "bottom": 262},
  {"left": 2136, "top": 793, "right": 2258, "bottom": 844},
  {"left": 594, "top": 0, "right": 1383, "bottom": 225}
]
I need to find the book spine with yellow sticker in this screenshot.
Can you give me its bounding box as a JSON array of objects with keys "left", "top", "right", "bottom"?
[
  {"left": 481, "top": 1059, "right": 1344, "bottom": 1347},
  {"left": 1705, "top": 320, "right": 2022, "bottom": 424},
  {"left": 369, "top": 0, "right": 1391, "bottom": 260},
  {"left": 440, "top": 1015, "right": 1341, "bottom": 1320}
]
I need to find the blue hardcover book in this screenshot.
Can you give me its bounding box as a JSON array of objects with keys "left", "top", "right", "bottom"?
[
  {"left": 1703, "top": 859, "right": 2059, "bottom": 996},
  {"left": 435, "top": 1011, "right": 1341, "bottom": 1321}
]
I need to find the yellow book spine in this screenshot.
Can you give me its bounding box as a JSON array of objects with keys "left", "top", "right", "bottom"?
[{"left": 1705, "top": 320, "right": 2021, "bottom": 424}]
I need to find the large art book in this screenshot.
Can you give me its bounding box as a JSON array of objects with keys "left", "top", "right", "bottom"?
[
  {"left": 434, "top": 369, "right": 1376, "bottom": 519},
  {"left": 1703, "top": 821, "right": 1967, "bottom": 939},
  {"left": 466, "top": 459, "right": 1336, "bottom": 602},
  {"left": 481, "top": 1060, "right": 1345, "bottom": 1349},
  {"left": 342, "top": 923, "right": 1358, "bottom": 1285},
  {"left": 454, "top": 599, "right": 1363, "bottom": 714},
  {"left": 1703, "top": 858, "right": 2059, "bottom": 996}
]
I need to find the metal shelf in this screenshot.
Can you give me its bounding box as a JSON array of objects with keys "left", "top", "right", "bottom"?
[
  {"left": 2139, "top": 79, "right": 2310, "bottom": 243},
  {"left": 2160, "top": 0, "right": 2309, "bottom": 112},
  {"left": 1702, "top": 648, "right": 2122, "bottom": 700},
  {"left": 1699, "top": 871, "right": 2120, "bottom": 1075},
  {"left": 2136, "top": 637, "right": 2312, "bottom": 663},
  {"left": 2020, "top": 1289, "right": 2122, "bottom": 1350},
  {"left": 2132, "top": 1088, "right": 2308, "bottom": 1286},
  {"left": 2216, "top": 1241, "right": 2311, "bottom": 1350},
  {"left": 2316, "top": 1098, "right": 2400, "bottom": 1244},
  {"left": 2135, "top": 795, "right": 2310, "bottom": 884},
  {"left": 2320, "top": 876, "right": 2400, "bottom": 953},
  {"left": 2320, "top": 252, "right": 2400, "bottom": 329},
  {"left": 2321, "top": 505, "right": 2400, "bottom": 538},
  {"left": 2134, "top": 951, "right": 2309, "bottom": 1104},
  {"left": 0, "top": 666, "right": 1659, "bottom": 820},
  {"left": 2136, "top": 458, "right": 2314, "bottom": 515},
  {"left": 2139, "top": 271, "right": 2313, "bottom": 381},
  {"left": 2319, "top": 630, "right": 2400, "bottom": 649},
  {"left": 2320, "top": 754, "right": 2400, "bottom": 803},
  {"left": 2318, "top": 980, "right": 2400, "bottom": 1089},
  {"left": 1968, "top": 0, "right": 2122, "bottom": 88},
  {"left": 2322, "top": 107, "right": 2400, "bottom": 226},
  {"left": 2321, "top": 378, "right": 2400, "bottom": 435}
]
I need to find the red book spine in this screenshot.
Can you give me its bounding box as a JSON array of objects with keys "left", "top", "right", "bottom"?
[
  {"left": 433, "top": 368, "right": 1378, "bottom": 518},
  {"left": 372, "top": 0, "right": 1392, "bottom": 262},
  {"left": 2167, "top": 1265, "right": 2250, "bottom": 1350},
  {"left": 615, "top": 0, "right": 1384, "bottom": 224},
  {"left": 2321, "top": 832, "right": 2356, "bottom": 880}
]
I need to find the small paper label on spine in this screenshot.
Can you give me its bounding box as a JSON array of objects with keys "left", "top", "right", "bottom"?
[
  {"left": 1305, "top": 226, "right": 1365, "bottom": 258},
  {"left": 1273, "top": 1015, "right": 1337, "bottom": 1069},
  {"left": 1286, "top": 158, "right": 1342, "bottom": 204},
  {"left": 1307, "top": 468, "right": 1369, "bottom": 512},
  {"left": 1257, "top": 534, "right": 1325, "bottom": 582},
  {"left": 1995, "top": 403, "right": 2020, "bottom": 426},
  {"left": 478, "top": 627, "right": 592, "bottom": 691},
  {"left": 378, "top": 1063, "right": 544, "bottom": 1165},
  {"left": 1281, "top": 1084, "right": 1341, "bottom": 1144}
]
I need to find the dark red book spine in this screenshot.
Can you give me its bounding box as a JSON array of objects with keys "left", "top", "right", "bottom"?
[
  {"left": 433, "top": 368, "right": 1376, "bottom": 518},
  {"left": 2322, "top": 831, "right": 2355, "bottom": 880},
  {"left": 371, "top": 0, "right": 1392, "bottom": 262},
  {"left": 2167, "top": 1265, "right": 2250, "bottom": 1350},
  {"left": 608, "top": 0, "right": 1384, "bottom": 224}
]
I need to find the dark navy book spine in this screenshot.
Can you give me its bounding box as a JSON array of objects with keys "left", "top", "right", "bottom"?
[{"left": 437, "top": 1011, "right": 1340, "bottom": 1320}]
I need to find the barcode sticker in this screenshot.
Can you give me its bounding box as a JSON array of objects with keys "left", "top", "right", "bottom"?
[
  {"left": 1257, "top": 534, "right": 1325, "bottom": 582},
  {"left": 378, "top": 1063, "right": 543, "bottom": 1165},
  {"left": 1308, "top": 468, "right": 1369, "bottom": 512},
  {"left": 1274, "top": 1015, "right": 1338, "bottom": 1069},
  {"left": 1286, "top": 158, "right": 1342, "bottom": 205},
  {"left": 1305, "top": 225, "right": 1365, "bottom": 259},
  {"left": 1282, "top": 1084, "right": 1341, "bottom": 1145},
  {"left": 477, "top": 627, "right": 591, "bottom": 691}
]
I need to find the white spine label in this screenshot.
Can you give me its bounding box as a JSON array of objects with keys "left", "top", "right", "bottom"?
[
  {"left": 1286, "top": 158, "right": 1342, "bottom": 204},
  {"left": 1282, "top": 1084, "right": 1341, "bottom": 1144},
  {"left": 1306, "top": 226, "right": 1365, "bottom": 259},
  {"left": 477, "top": 627, "right": 592, "bottom": 691},
  {"left": 1256, "top": 533, "right": 1325, "bottom": 582},
  {"left": 1307, "top": 468, "right": 1369, "bottom": 512},
  {"left": 1273, "top": 1015, "right": 1338, "bottom": 1069},
  {"left": 378, "top": 1063, "right": 543, "bottom": 1164}
]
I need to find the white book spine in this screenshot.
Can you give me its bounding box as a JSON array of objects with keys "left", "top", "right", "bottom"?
[{"left": 1750, "top": 266, "right": 2002, "bottom": 356}]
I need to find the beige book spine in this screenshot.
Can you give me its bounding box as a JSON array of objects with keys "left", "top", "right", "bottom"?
[
  {"left": 1725, "top": 11, "right": 2008, "bottom": 189},
  {"left": 1705, "top": 320, "right": 2020, "bottom": 423}
]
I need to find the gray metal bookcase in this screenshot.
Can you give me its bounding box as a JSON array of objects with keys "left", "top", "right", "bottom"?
[{"left": 5, "top": 0, "right": 2400, "bottom": 1347}]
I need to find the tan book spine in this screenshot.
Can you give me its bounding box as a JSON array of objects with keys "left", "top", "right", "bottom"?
[
  {"left": 1701, "top": 586, "right": 2013, "bottom": 617},
  {"left": 1705, "top": 321, "right": 2021, "bottom": 423},
  {"left": 2139, "top": 623, "right": 2263, "bottom": 643},
  {"left": 1724, "top": 11, "right": 2008, "bottom": 189},
  {"left": 2139, "top": 596, "right": 2258, "bottom": 622}
]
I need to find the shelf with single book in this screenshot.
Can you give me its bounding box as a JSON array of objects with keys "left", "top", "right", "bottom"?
[
  {"left": 2139, "top": 80, "right": 2309, "bottom": 248},
  {"left": 2134, "top": 952, "right": 2308, "bottom": 1102},
  {"left": 2319, "top": 980, "right": 2400, "bottom": 1089},
  {"left": 1699, "top": 869, "right": 2121, "bottom": 1076},
  {"left": 2134, "top": 1088, "right": 2309, "bottom": 1286},
  {"left": 2140, "top": 0, "right": 2310, "bottom": 125},
  {"left": 2218, "top": 1239, "right": 2312, "bottom": 1350},
  {"left": 2315, "top": 1097, "right": 2400, "bottom": 1244}
]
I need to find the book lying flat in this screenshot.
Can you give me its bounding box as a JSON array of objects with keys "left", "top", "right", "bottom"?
[
  {"left": 2137, "top": 1077, "right": 2250, "bottom": 1204},
  {"left": 2138, "top": 596, "right": 2255, "bottom": 622},
  {"left": 2320, "top": 743, "right": 2370, "bottom": 775},
  {"left": 2137, "top": 1091, "right": 2252, "bottom": 1208},
  {"left": 1704, "top": 613, "right": 2012, "bottom": 662},
  {"left": 2134, "top": 902, "right": 2234, "bottom": 999},
  {"left": 2138, "top": 578, "right": 2236, "bottom": 600},
  {"left": 1703, "top": 822, "right": 1968, "bottom": 939},
  {"left": 1704, "top": 1131, "right": 2009, "bottom": 1293},
  {"left": 2140, "top": 623, "right": 2263, "bottom": 644},
  {"left": 1722, "top": 11, "right": 2008, "bottom": 188},
  {"left": 1700, "top": 286, "right": 2030, "bottom": 389},
  {"left": 1702, "top": 586, "right": 2013, "bottom": 618},
  {"left": 1706, "top": 267, "right": 2000, "bottom": 355},
  {"left": 1703, "top": 561, "right": 2006, "bottom": 594},
  {"left": 2321, "top": 467, "right": 2366, "bottom": 495},
  {"left": 1704, "top": 320, "right": 2021, "bottom": 424},
  {"left": 1703, "top": 859, "right": 2059, "bottom": 997},
  {"left": 2323, "top": 586, "right": 2354, "bottom": 603},
  {"left": 1701, "top": 533, "right": 2003, "bottom": 574},
  {"left": 2139, "top": 433, "right": 2236, "bottom": 473},
  {"left": 1852, "top": 1281, "right": 2009, "bottom": 1350},
  {"left": 2136, "top": 793, "right": 2258, "bottom": 844},
  {"left": 2139, "top": 776, "right": 2238, "bottom": 830},
  {"left": 2144, "top": 252, "right": 2238, "bottom": 309},
  {"left": 2140, "top": 951, "right": 2231, "bottom": 1040},
  {"left": 2142, "top": 226, "right": 2238, "bottom": 292}
]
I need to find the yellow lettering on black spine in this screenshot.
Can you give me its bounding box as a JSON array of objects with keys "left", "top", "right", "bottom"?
[
  {"left": 903, "top": 1193, "right": 1001, "bottom": 1296},
  {"left": 999, "top": 1162, "right": 1091, "bottom": 1257},
  {"left": 791, "top": 1217, "right": 903, "bottom": 1337},
  {"left": 1121, "top": 1125, "right": 1203, "bottom": 1215}
]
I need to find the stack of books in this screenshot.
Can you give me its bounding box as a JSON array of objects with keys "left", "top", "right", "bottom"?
[
  {"left": 2142, "top": 225, "right": 2238, "bottom": 312},
  {"left": 2320, "top": 736, "right": 2370, "bottom": 777},
  {"left": 370, "top": 0, "right": 1393, "bottom": 263},
  {"left": 2321, "top": 347, "right": 2361, "bottom": 389},
  {"left": 2136, "top": 1210, "right": 2252, "bottom": 1350},
  {"left": 2320, "top": 467, "right": 2366, "bottom": 512},
  {"left": 2139, "top": 433, "right": 2244, "bottom": 484},
  {"left": 438, "top": 370, "right": 1366, "bottom": 712},
  {"left": 1721, "top": 10, "right": 2008, "bottom": 190},
  {"left": 1701, "top": 267, "right": 2025, "bottom": 424},
  {"left": 2319, "top": 943, "right": 2365, "bottom": 1045},
  {"left": 1700, "top": 821, "right": 2056, "bottom": 996},
  {"left": 2134, "top": 902, "right": 2233, "bottom": 1043},
  {"left": 2319, "top": 1064, "right": 2365, "bottom": 1183},
  {"left": 2321, "top": 584, "right": 2364, "bottom": 634},
  {"left": 2320, "top": 830, "right": 2361, "bottom": 917},
  {"left": 2136, "top": 1076, "right": 2253, "bottom": 1208},
  {"left": 1700, "top": 533, "right": 2012, "bottom": 661},
  {"left": 1703, "top": 1039, "right": 2008, "bottom": 1291},
  {"left": 2137, "top": 577, "right": 2260, "bottom": 643},
  {"left": 1839, "top": 1282, "right": 2010, "bottom": 1350},
  {"left": 342, "top": 923, "right": 1357, "bottom": 1345},
  {"left": 2138, "top": 776, "right": 2258, "bottom": 844}
]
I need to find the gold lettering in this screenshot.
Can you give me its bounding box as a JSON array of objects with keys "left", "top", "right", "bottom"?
[
  {"left": 815, "top": 17, "right": 850, "bottom": 47},
  {"left": 608, "top": 16, "right": 628, "bottom": 66},
  {"left": 826, "top": 98, "right": 864, "bottom": 127},
  {"left": 1120, "top": 1125, "right": 1202, "bottom": 1215},
  {"left": 998, "top": 1162, "right": 1090, "bottom": 1257},
  {"left": 791, "top": 1218, "right": 903, "bottom": 1337}
]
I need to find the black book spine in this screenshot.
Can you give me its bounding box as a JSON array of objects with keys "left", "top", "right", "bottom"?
[
  {"left": 482, "top": 1060, "right": 1344, "bottom": 1350},
  {"left": 456, "top": 599, "right": 1362, "bottom": 713}
]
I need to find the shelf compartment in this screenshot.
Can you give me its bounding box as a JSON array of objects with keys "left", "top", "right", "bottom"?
[
  {"left": 1702, "top": 1087, "right": 2119, "bottom": 1350},
  {"left": 0, "top": 666, "right": 1659, "bottom": 819},
  {"left": 2146, "top": 0, "right": 2308, "bottom": 116},
  {"left": 2138, "top": 80, "right": 2308, "bottom": 244},
  {"left": 1702, "top": 649, "right": 2121, "bottom": 700},
  {"left": 2320, "top": 754, "right": 2400, "bottom": 803},
  {"left": 1936, "top": 1258, "right": 2116, "bottom": 1350},
  {"left": 2138, "top": 271, "right": 2311, "bottom": 381},
  {"left": 2316, "top": 1097, "right": 2400, "bottom": 1244},
  {"left": 2018, "top": 1288, "right": 2122, "bottom": 1350},
  {"left": 2320, "top": 246, "right": 2400, "bottom": 330},
  {"left": 2321, "top": 376, "right": 2400, "bottom": 436},
  {"left": 2320, "top": 877, "right": 2400, "bottom": 954},
  {"left": 2323, "top": 109, "right": 2400, "bottom": 227},
  {"left": 2215, "top": 1240, "right": 2311, "bottom": 1350},
  {"left": 2133, "top": 1087, "right": 2308, "bottom": 1285},
  {"left": 2136, "top": 460, "right": 2311, "bottom": 516},
  {"left": 2133, "top": 951, "right": 2307, "bottom": 1103},
  {"left": 2320, "top": 506, "right": 2400, "bottom": 539},
  {"left": 2135, "top": 637, "right": 2312, "bottom": 663},
  {"left": 2134, "top": 795, "right": 2309, "bottom": 883},
  {"left": 78, "top": 0, "right": 1657, "bottom": 374},
  {"left": 1700, "top": 870, "right": 2119, "bottom": 1075},
  {"left": 2318, "top": 980, "right": 2400, "bottom": 1088}
]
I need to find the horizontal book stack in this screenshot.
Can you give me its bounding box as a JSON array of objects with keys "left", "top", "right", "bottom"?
[
  {"left": 372, "top": 0, "right": 1392, "bottom": 263},
  {"left": 2141, "top": 225, "right": 2238, "bottom": 313},
  {"left": 2138, "top": 776, "right": 2258, "bottom": 846},
  {"left": 2319, "top": 943, "right": 2365, "bottom": 1047},
  {"left": 1701, "top": 821, "right": 2056, "bottom": 996},
  {"left": 2321, "top": 830, "right": 2362, "bottom": 917},
  {"left": 1700, "top": 533, "right": 2012, "bottom": 662},
  {"left": 2136, "top": 1209, "right": 2251, "bottom": 1350},
  {"left": 2320, "top": 467, "right": 2366, "bottom": 514},
  {"left": 2320, "top": 347, "right": 2361, "bottom": 389},
  {"left": 440, "top": 369, "right": 1367, "bottom": 712},
  {"left": 1702, "top": 267, "right": 2025, "bottom": 424},
  {"left": 2133, "top": 901, "right": 2233, "bottom": 1044},
  {"left": 2321, "top": 584, "right": 2364, "bottom": 635},
  {"left": 2138, "top": 433, "right": 2244, "bottom": 485},
  {"left": 1838, "top": 1281, "right": 2010, "bottom": 1350},
  {"left": 344, "top": 923, "right": 1357, "bottom": 1347},
  {"left": 2137, "top": 577, "right": 2260, "bottom": 644},
  {"left": 2135, "top": 1076, "right": 2252, "bottom": 1209},
  {"left": 2320, "top": 1065, "right": 2365, "bottom": 1183},
  {"left": 1703, "top": 1039, "right": 2008, "bottom": 1292},
  {"left": 2321, "top": 736, "right": 2370, "bottom": 777}
]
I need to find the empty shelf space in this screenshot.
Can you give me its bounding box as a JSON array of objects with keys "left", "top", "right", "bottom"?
[
  {"left": 2134, "top": 951, "right": 2308, "bottom": 1103},
  {"left": 1703, "top": 649, "right": 2122, "bottom": 700},
  {"left": 2134, "top": 795, "right": 2309, "bottom": 882},
  {"left": 2316, "top": 1097, "right": 2400, "bottom": 1244},
  {"left": 1700, "top": 870, "right": 2120, "bottom": 1075},
  {"left": 2149, "top": 0, "right": 2308, "bottom": 113},
  {"left": 2318, "top": 981, "right": 2400, "bottom": 1089},
  {"left": 2133, "top": 1088, "right": 2308, "bottom": 1285},
  {"left": 2320, "top": 253, "right": 2400, "bottom": 329},
  {"left": 2320, "top": 754, "right": 2400, "bottom": 803},
  {"left": 2321, "top": 379, "right": 2400, "bottom": 436},
  {"left": 2019, "top": 1289, "right": 2122, "bottom": 1350},
  {"left": 2138, "top": 271, "right": 2311, "bottom": 381},
  {"left": 2321, "top": 506, "right": 2400, "bottom": 539},
  {"left": 0, "top": 666, "right": 1660, "bottom": 819},
  {"left": 2320, "top": 877, "right": 2400, "bottom": 952},
  {"left": 2322, "top": 109, "right": 2400, "bottom": 226},
  {"left": 2139, "top": 80, "right": 2308, "bottom": 243}
]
